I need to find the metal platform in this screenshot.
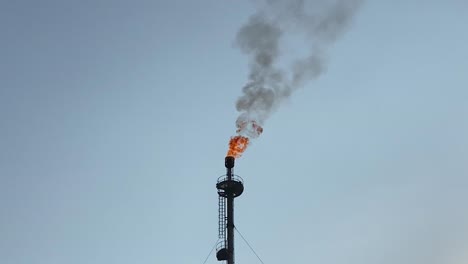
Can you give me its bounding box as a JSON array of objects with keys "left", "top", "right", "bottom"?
[{"left": 216, "top": 174, "right": 244, "bottom": 198}]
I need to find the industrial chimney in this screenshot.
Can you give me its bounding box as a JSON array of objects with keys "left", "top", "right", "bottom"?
[{"left": 216, "top": 156, "right": 244, "bottom": 264}]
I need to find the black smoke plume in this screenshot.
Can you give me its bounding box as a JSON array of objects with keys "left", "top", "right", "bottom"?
[{"left": 235, "top": 0, "right": 363, "bottom": 136}]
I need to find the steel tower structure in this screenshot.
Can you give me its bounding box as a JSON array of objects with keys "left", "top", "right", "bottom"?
[{"left": 216, "top": 156, "right": 244, "bottom": 264}]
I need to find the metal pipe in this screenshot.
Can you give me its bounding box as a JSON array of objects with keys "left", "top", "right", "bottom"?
[
  {"left": 227, "top": 189, "right": 234, "bottom": 264},
  {"left": 225, "top": 156, "right": 235, "bottom": 264}
]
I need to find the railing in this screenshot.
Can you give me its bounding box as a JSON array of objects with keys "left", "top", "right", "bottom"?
[
  {"left": 217, "top": 174, "right": 244, "bottom": 185},
  {"left": 216, "top": 240, "right": 226, "bottom": 252}
]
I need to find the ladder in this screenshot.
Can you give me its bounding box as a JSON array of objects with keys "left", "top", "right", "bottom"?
[{"left": 218, "top": 195, "right": 226, "bottom": 241}]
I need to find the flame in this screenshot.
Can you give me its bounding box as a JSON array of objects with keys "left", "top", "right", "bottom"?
[
  {"left": 227, "top": 118, "right": 263, "bottom": 158},
  {"left": 227, "top": 135, "right": 250, "bottom": 158}
]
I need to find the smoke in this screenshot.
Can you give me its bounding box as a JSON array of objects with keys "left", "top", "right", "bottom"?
[{"left": 234, "top": 0, "right": 363, "bottom": 135}]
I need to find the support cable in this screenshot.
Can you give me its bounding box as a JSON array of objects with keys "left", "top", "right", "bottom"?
[
  {"left": 202, "top": 238, "right": 220, "bottom": 264},
  {"left": 234, "top": 226, "right": 265, "bottom": 264}
]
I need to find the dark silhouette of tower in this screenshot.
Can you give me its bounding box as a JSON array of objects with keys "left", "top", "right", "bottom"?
[{"left": 216, "top": 156, "right": 244, "bottom": 264}]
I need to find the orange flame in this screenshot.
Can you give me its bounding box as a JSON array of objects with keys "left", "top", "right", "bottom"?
[{"left": 227, "top": 136, "right": 250, "bottom": 158}]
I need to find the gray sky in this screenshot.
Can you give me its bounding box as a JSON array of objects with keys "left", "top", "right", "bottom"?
[{"left": 1, "top": 1, "right": 467, "bottom": 264}]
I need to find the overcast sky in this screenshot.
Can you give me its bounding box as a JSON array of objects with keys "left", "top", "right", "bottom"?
[{"left": 1, "top": 1, "right": 467, "bottom": 264}]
